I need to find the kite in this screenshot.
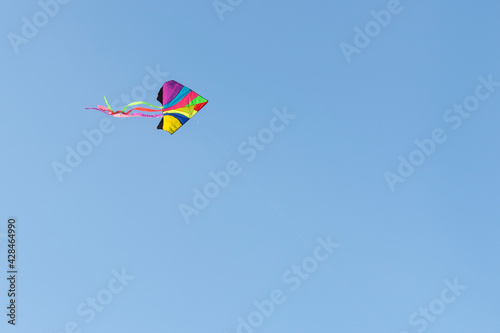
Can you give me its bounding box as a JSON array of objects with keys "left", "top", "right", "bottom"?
[{"left": 86, "top": 80, "right": 208, "bottom": 134}]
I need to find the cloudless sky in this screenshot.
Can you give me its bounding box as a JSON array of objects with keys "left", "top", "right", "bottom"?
[{"left": 1, "top": 0, "right": 500, "bottom": 332}]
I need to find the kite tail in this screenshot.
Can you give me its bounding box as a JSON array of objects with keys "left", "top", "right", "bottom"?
[{"left": 86, "top": 96, "right": 164, "bottom": 118}]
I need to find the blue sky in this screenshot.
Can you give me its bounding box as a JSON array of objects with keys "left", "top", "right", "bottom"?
[{"left": 1, "top": 0, "right": 500, "bottom": 332}]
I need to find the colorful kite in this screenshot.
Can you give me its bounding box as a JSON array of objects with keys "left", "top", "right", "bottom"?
[{"left": 86, "top": 80, "right": 208, "bottom": 134}]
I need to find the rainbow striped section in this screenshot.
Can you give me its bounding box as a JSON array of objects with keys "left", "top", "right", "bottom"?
[{"left": 156, "top": 80, "right": 208, "bottom": 134}]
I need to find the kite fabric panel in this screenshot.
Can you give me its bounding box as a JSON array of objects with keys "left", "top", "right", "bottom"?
[
  {"left": 156, "top": 80, "right": 208, "bottom": 134},
  {"left": 86, "top": 80, "right": 208, "bottom": 134}
]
